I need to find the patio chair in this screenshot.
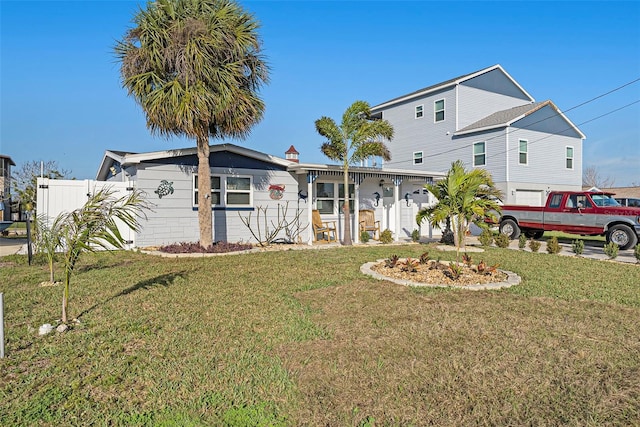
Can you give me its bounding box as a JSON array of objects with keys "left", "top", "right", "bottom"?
[
  {"left": 359, "top": 209, "right": 380, "bottom": 240},
  {"left": 312, "top": 210, "right": 337, "bottom": 243}
]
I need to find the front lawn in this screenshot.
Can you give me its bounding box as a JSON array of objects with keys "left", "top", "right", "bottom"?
[{"left": 1, "top": 244, "right": 638, "bottom": 425}]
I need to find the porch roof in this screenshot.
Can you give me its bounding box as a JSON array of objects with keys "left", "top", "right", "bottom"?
[{"left": 288, "top": 163, "right": 445, "bottom": 183}]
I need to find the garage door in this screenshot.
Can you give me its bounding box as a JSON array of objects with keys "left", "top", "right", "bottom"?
[{"left": 515, "top": 190, "right": 543, "bottom": 206}]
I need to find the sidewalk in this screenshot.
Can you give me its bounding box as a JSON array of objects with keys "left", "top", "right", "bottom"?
[{"left": 0, "top": 238, "right": 28, "bottom": 257}]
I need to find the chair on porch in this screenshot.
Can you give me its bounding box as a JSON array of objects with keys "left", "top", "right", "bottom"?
[
  {"left": 359, "top": 209, "right": 380, "bottom": 240},
  {"left": 312, "top": 210, "right": 337, "bottom": 243}
]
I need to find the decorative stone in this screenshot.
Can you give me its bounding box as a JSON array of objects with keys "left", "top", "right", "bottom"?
[
  {"left": 56, "top": 323, "right": 68, "bottom": 333},
  {"left": 38, "top": 324, "right": 53, "bottom": 335}
]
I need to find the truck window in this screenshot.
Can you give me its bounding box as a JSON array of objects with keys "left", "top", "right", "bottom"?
[
  {"left": 565, "top": 195, "right": 577, "bottom": 208},
  {"left": 591, "top": 194, "right": 621, "bottom": 207},
  {"left": 576, "top": 195, "right": 591, "bottom": 208},
  {"left": 549, "top": 194, "right": 563, "bottom": 208}
]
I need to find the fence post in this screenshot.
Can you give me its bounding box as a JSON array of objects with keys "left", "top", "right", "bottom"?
[{"left": 1, "top": 292, "right": 5, "bottom": 358}]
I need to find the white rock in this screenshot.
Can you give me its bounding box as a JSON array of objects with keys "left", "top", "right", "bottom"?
[
  {"left": 38, "top": 324, "right": 53, "bottom": 335},
  {"left": 56, "top": 324, "right": 68, "bottom": 333}
]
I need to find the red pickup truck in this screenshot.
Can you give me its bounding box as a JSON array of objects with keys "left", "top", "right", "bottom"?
[{"left": 497, "top": 191, "right": 640, "bottom": 250}]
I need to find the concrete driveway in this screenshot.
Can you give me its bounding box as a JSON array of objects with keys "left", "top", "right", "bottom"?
[{"left": 0, "top": 238, "right": 28, "bottom": 257}]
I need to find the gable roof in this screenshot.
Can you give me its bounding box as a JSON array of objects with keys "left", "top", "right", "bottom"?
[
  {"left": 371, "top": 64, "right": 534, "bottom": 111},
  {"left": 96, "top": 143, "right": 294, "bottom": 180},
  {"left": 454, "top": 100, "right": 586, "bottom": 139}
]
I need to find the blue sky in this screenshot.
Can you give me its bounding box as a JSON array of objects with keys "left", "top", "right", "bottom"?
[{"left": 1, "top": 0, "right": 639, "bottom": 185}]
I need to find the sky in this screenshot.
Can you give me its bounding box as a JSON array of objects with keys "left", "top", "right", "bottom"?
[{"left": 1, "top": 0, "right": 639, "bottom": 186}]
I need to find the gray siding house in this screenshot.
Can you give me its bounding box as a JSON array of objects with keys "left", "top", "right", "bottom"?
[
  {"left": 370, "top": 64, "right": 586, "bottom": 206},
  {"left": 80, "top": 144, "right": 444, "bottom": 247}
]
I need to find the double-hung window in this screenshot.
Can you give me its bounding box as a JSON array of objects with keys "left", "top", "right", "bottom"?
[
  {"left": 316, "top": 182, "right": 335, "bottom": 214},
  {"left": 413, "top": 151, "right": 423, "bottom": 165},
  {"left": 519, "top": 139, "right": 528, "bottom": 165},
  {"left": 473, "top": 142, "right": 486, "bottom": 166},
  {"left": 565, "top": 146, "right": 574, "bottom": 169},
  {"left": 193, "top": 174, "right": 252, "bottom": 208},
  {"left": 338, "top": 183, "right": 355, "bottom": 214},
  {"left": 434, "top": 99, "right": 445, "bottom": 122}
]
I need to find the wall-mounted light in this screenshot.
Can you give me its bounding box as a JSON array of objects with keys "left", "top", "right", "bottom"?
[
  {"left": 298, "top": 189, "right": 308, "bottom": 203},
  {"left": 404, "top": 193, "right": 411, "bottom": 207},
  {"left": 373, "top": 191, "right": 381, "bottom": 207},
  {"left": 379, "top": 179, "right": 385, "bottom": 187}
]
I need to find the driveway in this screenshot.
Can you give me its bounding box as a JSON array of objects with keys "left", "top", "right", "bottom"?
[{"left": 0, "top": 238, "right": 28, "bottom": 257}]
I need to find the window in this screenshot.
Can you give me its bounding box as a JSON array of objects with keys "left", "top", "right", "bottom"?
[
  {"left": 473, "top": 142, "right": 486, "bottom": 166},
  {"left": 193, "top": 174, "right": 251, "bottom": 208},
  {"left": 566, "top": 146, "right": 574, "bottom": 169},
  {"left": 413, "top": 151, "right": 423, "bottom": 165},
  {"left": 519, "top": 139, "right": 528, "bottom": 165},
  {"left": 549, "top": 194, "right": 563, "bottom": 208},
  {"left": 316, "top": 182, "right": 334, "bottom": 214},
  {"left": 415, "top": 105, "right": 423, "bottom": 119},
  {"left": 434, "top": 99, "right": 445, "bottom": 122}
]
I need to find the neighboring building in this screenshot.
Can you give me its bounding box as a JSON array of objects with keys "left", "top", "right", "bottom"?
[
  {"left": 584, "top": 186, "right": 640, "bottom": 207},
  {"left": 370, "top": 64, "right": 586, "bottom": 206},
  {"left": 0, "top": 154, "right": 15, "bottom": 222},
  {"left": 38, "top": 144, "right": 444, "bottom": 248}
]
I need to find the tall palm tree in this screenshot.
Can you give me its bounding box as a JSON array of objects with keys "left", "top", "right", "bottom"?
[
  {"left": 416, "top": 160, "right": 503, "bottom": 259},
  {"left": 115, "top": 0, "right": 269, "bottom": 248},
  {"left": 315, "top": 100, "right": 394, "bottom": 245}
]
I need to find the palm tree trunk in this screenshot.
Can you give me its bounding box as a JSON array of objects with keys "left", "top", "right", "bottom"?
[
  {"left": 197, "top": 136, "right": 213, "bottom": 248},
  {"left": 62, "top": 272, "right": 70, "bottom": 323},
  {"left": 342, "top": 169, "right": 352, "bottom": 245}
]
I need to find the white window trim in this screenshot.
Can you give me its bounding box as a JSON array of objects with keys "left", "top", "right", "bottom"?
[
  {"left": 413, "top": 151, "right": 424, "bottom": 165},
  {"left": 565, "top": 146, "right": 574, "bottom": 170},
  {"left": 518, "top": 139, "right": 528, "bottom": 165},
  {"left": 415, "top": 104, "right": 424, "bottom": 119},
  {"left": 316, "top": 182, "right": 355, "bottom": 214},
  {"left": 434, "top": 99, "right": 445, "bottom": 123},
  {"left": 193, "top": 174, "right": 253, "bottom": 208},
  {"left": 473, "top": 141, "right": 486, "bottom": 167}
]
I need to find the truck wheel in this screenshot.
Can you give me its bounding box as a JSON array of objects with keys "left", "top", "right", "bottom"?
[
  {"left": 606, "top": 224, "right": 638, "bottom": 250},
  {"left": 499, "top": 219, "right": 521, "bottom": 239},
  {"left": 525, "top": 230, "right": 544, "bottom": 239}
]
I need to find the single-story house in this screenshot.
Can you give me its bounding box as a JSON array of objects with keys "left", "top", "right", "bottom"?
[{"left": 37, "top": 144, "right": 445, "bottom": 248}]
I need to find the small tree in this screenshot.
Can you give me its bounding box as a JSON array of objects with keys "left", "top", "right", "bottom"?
[
  {"left": 416, "top": 160, "right": 503, "bottom": 260},
  {"left": 56, "top": 188, "right": 151, "bottom": 323},
  {"left": 33, "top": 214, "right": 65, "bottom": 283}
]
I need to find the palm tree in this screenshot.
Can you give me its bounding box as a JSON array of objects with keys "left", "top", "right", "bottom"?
[
  {"left": 57, "top": 188, "right": 151, "bottom": 323},
  {"left": 115, "top": 0, "right": 269, "bottom": 248},
  {"left": 315, "top": 100, "right": 394, "bottom": 245},
  {"left": 416, "top": 160, "right": 503, "bottom": 259}
]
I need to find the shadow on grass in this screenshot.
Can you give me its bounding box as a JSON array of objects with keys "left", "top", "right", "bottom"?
[{"left": 78, "top": 271, "right": 188, "bottom": 318}]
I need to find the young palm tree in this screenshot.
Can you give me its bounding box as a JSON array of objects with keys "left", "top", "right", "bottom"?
[
  {"left": 57, "top": 188, "right": 151, "bottom": 323},
  {"left": 416, "top": 160, "right": 503, "bottom": 260},
  {"left": 315, "top": 100, "right": 394, "bottom": 245},
  {"left": 115, "top": 0, "right": 269, "bottom": 248}
]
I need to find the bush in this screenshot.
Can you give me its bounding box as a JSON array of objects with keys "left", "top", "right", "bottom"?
[
  {"left": 529, "top": 239, "right": 541, "bottom": 252},
  {"left": 546, "top": 236, "right": 561, "bottom": 254},
  {"left": 635, "top": 244, "right": 640, "bottom": 263},
  {"left": 380, "top": 229, "right": 393, "bottom": 244},
  {"left": 478, "top": 229, "right": 494, "bottom": 247},
  {"left": 572, "top": 239, "right": 584, "bottom": 256},
  {"left": 603, "top": 242, "right": 619, "bottom": 259},
  {"left": 411, "top": 229, "right": 420, "bottom": 242},
  {"left": 494, "top": 233, "right": 510, "bottom": 248},
  {"left": 360, "top": 230, "right": 370, "bottom": 243},
  {"left": 440, "top": 229, "right": 454, "bottom": 245},
  {"left": 518, "top": 234, "right": 527, "bottom": 250}
]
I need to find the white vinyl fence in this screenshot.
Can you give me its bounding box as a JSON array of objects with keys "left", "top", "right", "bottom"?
[{"left": 36, "top": 178, "right": 136, "bottom": 249}]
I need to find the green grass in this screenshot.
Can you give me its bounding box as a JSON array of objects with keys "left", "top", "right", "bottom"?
[
  {"left": 1, "top": 244, "right": 639, "bottom": 425},
  {"left": 543, "top": 230, "right": 606, "bottom": 243}
]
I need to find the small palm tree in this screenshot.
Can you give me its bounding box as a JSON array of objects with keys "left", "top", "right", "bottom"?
[
  {"left": 417, "top": 160, "right": 503, "bottom": 260},
  {"left": 33, "top": 214, "right": 65, "bottom": 283},
  {"left": 315, "top": 100, "right": 394, "bottom": 245},
  {"left": 57, "top": 188, "right": 151, "bottom": 323},
  {"left": 115, "top": 0, "right": 269, "bottom": 248}
]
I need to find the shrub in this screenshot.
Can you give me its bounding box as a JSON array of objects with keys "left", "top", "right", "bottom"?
[
  {"left": 494, "top": 233, "right": 510, "bottom": 248},
  {"left": 411, "top": 229, "right": 420, "bottom": 242},
  {"left": 603, "top": 242, "right": 619, "bottom": 259},
  {"left": 446, "top": 263, "right": 463, "bottom": 280},
  {"left": 518, "top": 234, "right": 527, "bottom": 250},
  {"left": 529, "top": 239, "right": 541, "bottom": 252},
  {"left": 380, "top": 229, "right": 393, "bottom": 244},
  {"left": 440, "top": 229, "right": 454, "bottom": 245},
  {"left": 360, "top": 230, "right": 370, "bottom": 243},
  {"left": 385, "top": 255, "right": 399, "bottom": 268},
  {"left": 546, "top": 236, "right": 561, "bottom": 254},
  {"left": 462, "top": 253, "right": 472, "bottom": 267},
  {"left": 419, "top": 252, "right": 430, "bottom": 264},
  {"left": 399, "top": 257, "right": 418, "bottom": 272},
  {"left": 572, "top": 239, "right": 584, "bottom": 256},
  {"left": 478, "top": 229, "right": 494, "bottom": 247},
  {"left": 635, "top": 244, "right": 640, "bottom": 263}
]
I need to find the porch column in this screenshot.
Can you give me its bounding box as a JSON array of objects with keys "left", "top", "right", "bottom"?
[
  {"left": 354, "top": 179, "right": 360, "bottom": 244},
  {"left": 393, "top": 177, "right": 402, "bottom": 242},
  {"left": 307, "top": 172, "right": 316, "bottom": 245}
]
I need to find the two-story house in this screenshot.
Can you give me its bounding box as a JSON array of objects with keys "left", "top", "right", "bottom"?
[{"left": 370, "top": 64, "right": 586, "bottom": 206}]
